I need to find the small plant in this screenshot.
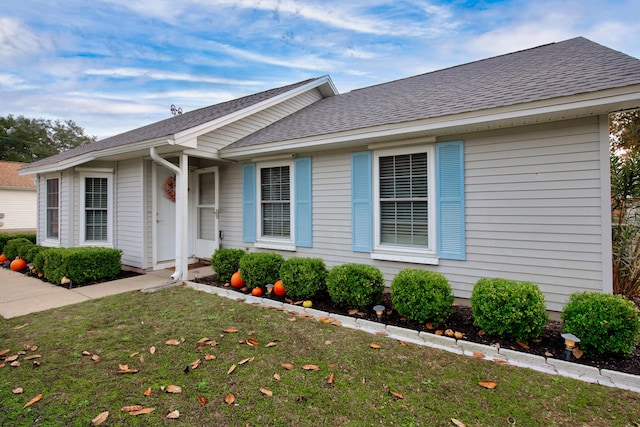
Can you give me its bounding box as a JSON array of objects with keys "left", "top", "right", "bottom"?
[
  {"left": 239, "top": 252, "right": 284, "bottom": 290},
  {"left": 280, "top": 257, "right": 328, "bottom": 300},
  {"left": 562, "top": 292, "right": 640, "bottom": 356},
  {"left": 470, "top": 278, "right": 549, "bottom": 342},
  {"left": 0, "top": 232, "right": 36, "bottom": 254},
  {"left": 3, "top": 238, "right": 33, "bottom": 260},
  {"left": 43, "top": 247, "right": 122, "bottom": 285},
  {"left": 391, "top": 269, "right": 454, "bottom": 324},
  {"left": 326, "top": 263, "right": 384, "bottom": 310},
  {"left": 211, "top": 248, "right": 246, "bottom": 283}
]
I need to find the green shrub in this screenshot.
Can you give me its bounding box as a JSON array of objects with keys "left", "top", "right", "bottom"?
[
  {"left": 0, "top": 232, "right": 36, "bottom": 254},
  {"left": 33, "top": 249, "right": 49, "bottom": 275},
  {"left": 326, "top": 263, "right": 384, "bottom": 310},
  {"left": 23, "top": 245, "right": 46, "bottom": 264},
  {"left": 470, "top": 278, "right": 549, "bottom": 342},
  {"left": 280, "top": 257, "right": 328, "bottom": 300},
  {"left": 391, "top": 269, "right": 454, "bottom": 324},
  {"left": 3, "top": 238, "right": 33, "bottom": 260},
  {"left": 211, "top": 248, "right": 246, "bottom": 283},
  {"left": 562, "top": 292, "right": 640, "bottom": 356},
  {"left": 239, "top": 252, "right": 284, "bottom": 290},
  {"left": 42, "top": 247, "right": 122, "bottom": 286}
]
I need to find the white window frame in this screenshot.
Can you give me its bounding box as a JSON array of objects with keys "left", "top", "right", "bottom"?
[
  {"left": 44, "top": 174, "right": 60, "bottom": 245},
  {"left": 255, "top": 160, "right": 295, "bottom": 251},
  {"left": 372, "top": 145, "right": 438, "bottom": 265},
  {"left": 79, "top": 171, "right": 113, "bottom": 247}
]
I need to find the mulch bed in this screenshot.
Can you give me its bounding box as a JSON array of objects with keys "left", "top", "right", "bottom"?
[{"left": 195, "top": 275, "right": 640, "bottom": 377}]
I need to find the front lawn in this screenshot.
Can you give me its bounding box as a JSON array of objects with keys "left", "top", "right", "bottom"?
[{"left": 1, "top": 286, "right": 638, "bottom": 426}]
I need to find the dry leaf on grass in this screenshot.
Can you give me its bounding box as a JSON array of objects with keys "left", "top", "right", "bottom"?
[
  {"left": 12, "top": 323, "right": 29, "bottom": 330},
  {"left": 165, "top": 339, "right": 181, "bottom": 346},
  {"left": 472, "top": 352, "right": 485, "bottom": 359},
  {"left": 6, "top": 355, "right": 18, "bottom": 362},
  {"left": 451, "top": 418, "right": 467, "bottom": 427},
  {"left": 327, "top": 373, "right": 335, "bottom": 384},
  {"left": 198, "top": 396, "right": 208, "bottom": 405},
  {"left": 190, "top": 359, "right": 201, "bottom": 370},
  {"left": 204, "top": 354, "right": 216, "bottom": 360},
  {"left": 165, "top": 385, "right": 182, "bottom": 393},
  {"left": 260, "top": 388, "right": 273, "bottom": 397},
  {"left": 280, "top": 362, "right": 294, "bottom": 370},
  {"left": 166, "top": 410, "right": 180, "bottom": 419},
  {"left": 10, "top": 361, "right": 20, "bottom": 367},
  {"left": 227, "top": 364, "right": 237, "bottom": 375},
  {"left": 302, "top": 364, "right": 320, "bottom": 371},
  {"left": 478, "top": 380, "right": 498, "bottom": 389},
  {"left": 238, "top": 357, "right": 254, "bottom": 365},
  {"left": 390, "top": 391, "right": 405, "bottom": 399},
  {"left": 225, "top": 393, "right": 235, "bottom": 404},
  {"left": 247, "top": 338, "right": 259, "bottom": 346},
  {"left": 91, "top": 411, "right": 109, "bottom": 425},
  {"left": 121, "top": 405, "right": 144, "bottom": 413},
  {"left": 12, "top": 387, "right": 23, "bottom": 394},
  {"left": 129, "top": 407, "right": 155, "bottom": 416},
  {"left": 0, "top": 349, "right": 10, "bottom": 357},
  {"left": 274, "top": 373, "right": 281, "bottom": 381},
  {"left": 265, "top": 341, "right": 278, "bottom": 348},
  {"left": 398, "top": 340, "right": 409, "bottom": 346},
  {"left": 23, "top": 393, "right": 42, "bottom": 408},
  {"left": 118, "top": 364, "right": 139, "bottom": 374},
  {"left": 143, "top": 387, "right": 152, "bottom": 396},
  {"left": 149, "top": 346, "right": 156, "bottom": 354},
  {"left": 223, "top": 328, "right": 239, "bottom": 333},
  {"left": 369, "top": 343, "right": 382, "bottom": 349},
  {"left": 197, "top": 337, "right": 211, "bottom": 344},
  {"left": 129, "top": 351, "right": 139, "bottom": 357}
]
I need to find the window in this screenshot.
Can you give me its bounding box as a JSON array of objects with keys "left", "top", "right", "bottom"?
[
  {"left": 260, "top": 164, "right": 291, "bottom": 240},
  {"left": 46, "top": 178, "right": 59, "bottom": 240},
  {"left": 79, "top": 171, "right": 112, "bottom": 245},
  {"left": 373, "top": 145, "right": 436, "bottom": 262}
]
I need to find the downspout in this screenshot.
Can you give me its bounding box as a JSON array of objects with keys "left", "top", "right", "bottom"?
[{"left": 150, "top": 147, "right": 188, "bottom": 281}]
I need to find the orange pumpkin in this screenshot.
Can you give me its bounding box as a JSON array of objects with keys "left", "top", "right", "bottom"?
[
  {"left": 10, "top": 258, "right": 27, "bottom": 271},
  {"left": 0, "top": 253, "right": 7, "bottom": 263},
  {"left": 251, "top": 287, "right": 263, "bottom": 297},
  {"left": 230, "top": 271, "right": 245, "bottom": 288},
  {"left": 273, "top": 280, "right": 286, "bottom": 297}
]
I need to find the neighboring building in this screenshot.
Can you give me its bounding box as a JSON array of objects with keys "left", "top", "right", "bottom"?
[
  {"left": 0, "top": 161, "right": 36, "bottom": 231},
  {"left": 20, "top": 37, "right": 640, "bottom": 311}
]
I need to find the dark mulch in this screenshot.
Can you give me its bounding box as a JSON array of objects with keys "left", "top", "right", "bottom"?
[
  {"left": 196, "top": 275, "right": 640, "bottom": 377},
  {"left": 8, "top": 267, "right": 142, "bottom": 288}
]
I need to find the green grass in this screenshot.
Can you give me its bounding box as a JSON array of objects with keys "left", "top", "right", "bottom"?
[{"left": 1, "top": 286, "right": 639, "bottom": 426}]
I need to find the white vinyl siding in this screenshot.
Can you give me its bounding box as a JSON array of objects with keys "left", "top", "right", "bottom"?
[
  {"left": 117, "top": 159, "right": 145, "bottom": 268},
  {"left": 0, "top": 189, "right": 36, "bottom": 231}
]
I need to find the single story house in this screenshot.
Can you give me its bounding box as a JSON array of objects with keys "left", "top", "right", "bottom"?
[
  {"left": 21, "top": 37, "right": 640, "bottom": 311},
  {"left": 0, "top": 161, "right": 36, "bottom": 231}
]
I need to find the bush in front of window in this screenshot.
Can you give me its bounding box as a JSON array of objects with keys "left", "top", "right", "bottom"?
[
  {"left": 211, "top": 248, "right": 246, "bottom": 283},
  {"left": 280, "top": 257, "right": 328, "bottom": 300},
  {"left": 42, "top": 247, "right": 122, "bottom": 286},
  {"left": 326, "top": 263, "right": 384, "bottom": 311},
  {"left": 391, "top": 269, "right": 454, "bottom": 325},
  {"left": 562, "top": 292, "right": 640, "bottom": 356},
  {"left": 239, "top": 252, "right": 284, "bottom": 290},
  {"left": 0, "top": 232, "right": 36, "bottom": 254},
  {"left": 470, "top": 278, "right": 548, "bottom": 342},
  {"left": 3, "top": 238, "right": 33, "bottom": 260}
]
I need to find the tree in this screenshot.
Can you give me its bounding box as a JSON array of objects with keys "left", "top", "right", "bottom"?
[{"left": 0, "top": 115, "right": 95, "bottom": 163}]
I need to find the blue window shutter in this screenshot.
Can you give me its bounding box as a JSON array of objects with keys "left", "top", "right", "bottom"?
[
  {"left": 351, "top": 151, "right": 372, "bottom": 252},
  {"left": 242, "top": 163, "right": 256, "bottom": 243},
  {"left": 295, "top": 157, "right": 312, "bottom": 247},
  {"left": 436, "top": 140, "right": 465, "bottom": 260}
]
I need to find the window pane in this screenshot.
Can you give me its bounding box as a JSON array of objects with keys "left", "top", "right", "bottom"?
[
  {"left": 199, "top": 172, "right": 215, "bottom": 205},
  {"left": 46, "top": 178, "right": 59, "bottom": 239},
  {"left": 85, "top": 177, "right": 108, "bottom": 241},
  {"left": 260, "top": 166, "right": 290, "bottom": 238}
]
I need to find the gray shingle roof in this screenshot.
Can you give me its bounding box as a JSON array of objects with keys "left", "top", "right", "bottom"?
[
  {"left": 226, "top": 37, "right": 640, "bottom": 149},
  {"left": 25, "top": 77, "right": 321, "bottom": 169}
]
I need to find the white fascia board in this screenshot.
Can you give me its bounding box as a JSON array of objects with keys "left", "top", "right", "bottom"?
[
  {"left": 173, "top": 76, "right": 337, "bottom": 146},
  {"left": 221, "top": 86, "right": 640, "bottom": 159}
]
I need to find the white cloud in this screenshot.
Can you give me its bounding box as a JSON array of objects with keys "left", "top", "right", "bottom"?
[
  {"left": 0, "top": 73, "right": 27, "bottom": 88},
  {"left": 0, "top": 17, "right": 53, "bottom": 61},
  {"left": 84, "top": 68, "right": 263, "bottom": 85}
]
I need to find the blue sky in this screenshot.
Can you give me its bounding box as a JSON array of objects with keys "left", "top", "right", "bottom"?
[{"left": 2, "top": 0, "right": 639, "bottom": 139}]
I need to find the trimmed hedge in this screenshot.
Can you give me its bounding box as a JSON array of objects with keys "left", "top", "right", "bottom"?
[
  {"left": 280, "top": 257, "right": 328, "bottom": 300},
  {"left": 562, "top": 292, "right": 640, "bottom": 356},
  {"left": 326, "top": 263, "right": 384, "bottom": 310},
  {"left": 0, "top": 232, "right": 36, "bottom": 254},
  {"left": 211, "top": 248, "right": 246, "bottom": 283},
  {"left": 470, "top": 278, "right": 549, "bottom": 342},
  {"left": 3, "top": 238, "right": 33, "bottom": 260},
  {"left": 391, "top": 269, "right": 453, "bottom": 324},
  {"left": 239, "top": 252, "right": 284, "bottom": 290},
  {"left": 42, "top": 247, "right": 122, "bottom": 286}
]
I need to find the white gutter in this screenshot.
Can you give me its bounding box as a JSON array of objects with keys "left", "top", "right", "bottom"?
[{"left": 150, "top": 147, "right": 188, "bottom": 281}]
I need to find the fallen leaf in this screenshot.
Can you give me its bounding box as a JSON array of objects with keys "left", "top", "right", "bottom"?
[
  {"left": 198, "top": 396, "right": 208, "bottom": 405},
  {"left": 129, "top": 407, "right": 155, "bottom": 416},
  {"left": 327, "top": 373, "right": 335, "bottom": 384},
  {"left": 165, "top": 339, "right": 181, "bottom": 346},
  {"left": 247, "top": 337, "right": 259, "bottom": 346},
  {"left": 32, "top": 361, "right": 40, "bottom": 367},
  {"left": 0, "top": 349, "right": 10, "bottom": 357},
  {"left": 12, "top": 387, "right": 23, "bottom": 394},
  {"left": 274, "top": 373, "right": 281, "bottom": 381},
  {"left": 225, "top": 393, "right": 235, "bottom": 404},
  {"left": 91, "top": 354, "right": 100, "bottom": 363},
  {"left": 91, "top": 411, "right": 109, "bottom": 425},
  {"left": 149, "top": 346, "right": 156, "bottom": 354},
  {"left": 451, "top": 418, "right": 467, "bottom": 427},
  {"left": 197, "top": 337, "right": 211, "bottom": 344},
  {"left": 302, "top": 364, "right": 320, "bottom": 371},
  {"left": 223, "top": 328, "right": 239, "bottom": 333},
  {"left": 139, "top": 354, "right": 144, "bottom": 363},
  {"left": 398, "top": 340, "right": 409, "bottom": 346},
  {"left": 545, "top": 351, "right": 554, "bottom": 357},
  {"left": 280, "top": 362, "right": 294, "bottom": 370},
  {"left": 478, "top": 330, "right": 486, "bottom": 336},
  {"left": 81, "top": 350, "right": 91, "bottom": 356},
  {"left": 144, "top": 387, "right": 152, "bottom": 396},
  {"left": 166, "top": 410, "right": 180, "bottom": 419},
  {"left": 573, "top": 347, "right": 584, "bottom": 359},
  {"left": 121, "top": 405, "right": 144, "bottom": 412},
  {"left": 12, "top": 323, "right": 29, "bottom": 330},
  {"left": 472, "top": 352, "right": 485, "bottom": 359},
  {"left": 24, "top": 354, "right": 41, "bottom": 360},
  {"left": 23, "top": 393, "right": 43, "bottom": 408},
  {"left": 190, "top": 358, "right": 201, "bottom": 370},
  {"left": 516, "top": 341, "right": 530, "bottom": 350},
  {"left": 369, "top": 343, "right": 382, "bottom": 349},
  {"left": 426, "top": 322, "right": 434, "bottom": 329},
  {"left": 348, "top": 309, "right": 359, "bottom": 315},
  {"left": 479, "top": 380, "right": 498, "bottom": 389},
  {"left": 118, "top": 364, "right": 139, "bottom": 374},
  {"left": 227, "top": 364, "right": 237, "bottom": 375},
  {"left": 165, "top": 385, "right": 182, "bottom": 393},
  {"left": 129, "top": 351, "right": 139, "bottom": 357},
  {"left": 238, "top": 357, "right": 254, "bottom": 365},
  {"left": 287, "top": 317, "right": 297, "bottom": 322},
  {"left": 6, "top": 355, "right": 19, "bottom": 362},
  {"left": 10, "top": 361, "right": 20, "bottom": 367},
  {"left": 265, "top": 341, "right": 278, "bottom": 348},
  {"left": 390, "top": 391, "right": 405, "bottom": 399},
  {"left": 435, "top": 330, "right": 444, "bottom": 336},
  {"left": 260, "top": 388, "right": 273, "bottom": 397},
  {"left": 204, "top": 354, "right": 216, "bottom": 360}
]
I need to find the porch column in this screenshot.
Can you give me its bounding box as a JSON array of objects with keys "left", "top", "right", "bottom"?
[{"left": 176, "top": 153, "right": 189, "bottom": 281}]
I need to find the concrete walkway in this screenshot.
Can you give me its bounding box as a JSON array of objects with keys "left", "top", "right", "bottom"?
[{"left": 0, "top": 265, "right": 214, "bottom": 319}]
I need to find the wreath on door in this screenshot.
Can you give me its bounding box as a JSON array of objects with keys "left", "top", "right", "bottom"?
[{"left": 162, "top": 175, "right": 176, "bottom": 202}]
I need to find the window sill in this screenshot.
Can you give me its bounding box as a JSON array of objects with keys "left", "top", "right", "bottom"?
[
  {"left": 255, "top": 240, "right": 296, "bottom": 252},
  {"left": 371, "top": 251, "right": 439, "bottom": 265},
  {"left": 79, "top": 241, "right": 113, "bottom": 248}
]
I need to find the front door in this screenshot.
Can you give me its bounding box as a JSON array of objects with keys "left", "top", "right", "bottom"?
[
  {"left": 195, "top": 167, "right": 219, "bottom": 258},
  {"left": 156, "top": 166, "right": 176, "bottom": 262}
]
